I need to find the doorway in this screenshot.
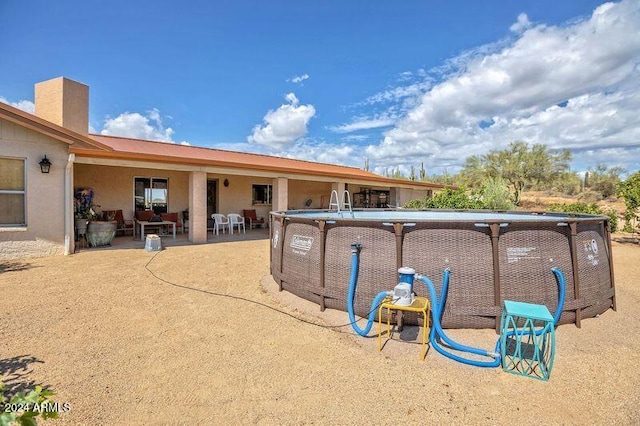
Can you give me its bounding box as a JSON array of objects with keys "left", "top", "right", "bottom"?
[{"left": 207, "top": 180, "right": 217, "bottom": 229}]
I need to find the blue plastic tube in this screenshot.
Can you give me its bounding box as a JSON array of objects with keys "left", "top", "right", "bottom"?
[
  {"left": 417, "top": 272, "right": 501, "bottom": 368},
  {"left": 551, "top": 268, "right": 566, "bottom": 325},
  {"left": 418, "top": 268, "right": 567, "bottom": 368},
  {"left": 347, "top": 243, "right": 391, "bottom": 336}
]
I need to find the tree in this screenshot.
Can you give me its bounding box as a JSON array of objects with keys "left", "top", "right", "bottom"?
[
  {"left": 459, "top": 142, "right": 571, "bottom": 205},
  {"left": 457, "top": 155, "right": 485, "bottom": 189},
  {"left": 554, "top": 171, "right": 582, "bottom": 195},
  {"left": 409, "top": 165, "right": 416, "bottom": 181},
  {"left": 618, "top": 171, "right": 640, "bottom": 233},
  {"left": 419, "top": 162, "right": 427, "bottom": 181},
  {"left": 586, "top": 164, "right": 625, "bottom": 199}
]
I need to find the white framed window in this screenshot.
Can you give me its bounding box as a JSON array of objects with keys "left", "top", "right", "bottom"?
[
  {"left": 252, "top": 184, "right": 272, "bottom": 205},
  {"left": 0, "top": 157, "right": 26, "bottom": 226},
  {"left": 134, "top": 177, "right": 168, "bottom": 213}
]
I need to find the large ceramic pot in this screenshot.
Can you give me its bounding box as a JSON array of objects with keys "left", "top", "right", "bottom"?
[
  {"left": 86, "top": 221, "right": 117, "bottom": 247},
  {"left": 75, "top": 218, "right": 89, "bottom": 237}
]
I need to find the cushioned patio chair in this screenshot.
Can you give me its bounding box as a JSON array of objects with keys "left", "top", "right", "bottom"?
[
  {"left": 243, "top": 209, "right": 265, "bottom": 229},
  {"left": 135, "top": 210, "right": 161, "bottom": 236},
  {"left": 160, "top": 212, "right": 183, "bottom": 234},
  {"left": 103, "top": 209, "right": 134, "bottom": 236}
]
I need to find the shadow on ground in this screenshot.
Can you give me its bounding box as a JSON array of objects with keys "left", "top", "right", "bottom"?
[
  {"left": 0, "top": 261, "right": 34, "bottom": 273},
  {"left": 0, "top": 355, "right": 49, "bottom": 396},
  {"left": 613, "top": 235, "right": 640, "bottom": 246}
]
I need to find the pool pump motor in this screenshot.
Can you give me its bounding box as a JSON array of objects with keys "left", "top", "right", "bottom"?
[{"left": 393, "top": 267, "right": 416, "bottom": 306}]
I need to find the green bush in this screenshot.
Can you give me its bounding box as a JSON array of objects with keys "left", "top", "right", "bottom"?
[
  {"left": 404, "top": 187, "right": 483, "bottom": 209},
  {"left": 547, "top": 202, "right": 618, "bottom": 232},
  {"left": 480, "top": 177, "right": 515, "bottom": 210},
  {"left": 1, "top": 381, "right": 59, "bottom": 426},
  {"left": 618, "top": 171, "right": 640, "bottom": 233}
]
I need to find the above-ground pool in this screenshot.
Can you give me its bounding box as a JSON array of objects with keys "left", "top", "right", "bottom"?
[{"left": 269, "top": 209, "right": 615, "bottom": 329}]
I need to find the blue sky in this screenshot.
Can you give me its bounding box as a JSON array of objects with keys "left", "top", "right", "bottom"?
[{"left": 1, "top": 0, "right": 639, "bottom": 176}]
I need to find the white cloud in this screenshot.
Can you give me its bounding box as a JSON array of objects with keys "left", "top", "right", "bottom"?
[
  {"left": 341, "top": 135, "right": 369, "bottom": 142},
  {"left": 362, "top": 0, "right": 640, "bottom": 174},
  {"left": 330, "top": 116, "right": 395, "bottom": 133},
  {"left": 510, "top": 13, "right": 532, "bottom": 33},
  {"left": 0, "top": 97, "right": 35, "bottom": 114},
  {"left": 248, "top": 93, "right": 316, "bottom": 149},
  {"left": 100, "top": 108, "right": 175, "bottom": 142},
  {"left": 289, "top": 73, "right": 310, "bottom": 84}
]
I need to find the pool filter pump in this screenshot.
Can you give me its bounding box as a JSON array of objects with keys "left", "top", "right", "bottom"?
[{"left": 393, "top": 267, "right": 416, "bottom": 306}]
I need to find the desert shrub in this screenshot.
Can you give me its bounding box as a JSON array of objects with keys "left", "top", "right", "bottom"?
[
  {"left": 547, "top": 202, "right": 618, "bottom": 232},
  {"left": 480, "top": 177, "right": 515, "bottom": 210},
  {"left": 403, "top": 187, "right": 483, "bottom": 209},
  {"left": 403, "top": 198, "right": 424, "bottom": 209},
  {"left": 554, "top": 172, "right": 581, "bottom": 195},
  {"left": 577, "top": 190, "right": 601, "bottom": 204}
]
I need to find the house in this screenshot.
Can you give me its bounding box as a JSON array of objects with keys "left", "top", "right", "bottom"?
[{"left": 0, "top": 77, "right": 446, "bottom": 260}]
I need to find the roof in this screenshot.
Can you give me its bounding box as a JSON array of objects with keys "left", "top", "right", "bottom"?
[
  {"left": 0, "top": 100, "right": 445, "bottom": 189},
  {"left": 0, "top": 101, "right": 111, "bottom": 151},
  {"left": 82, "top": 134, "right": 447, "bottom": 189}
]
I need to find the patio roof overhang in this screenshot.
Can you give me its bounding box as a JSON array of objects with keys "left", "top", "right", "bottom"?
[{"left": 71, "top": 134, "right": 450, "bottom": 191}]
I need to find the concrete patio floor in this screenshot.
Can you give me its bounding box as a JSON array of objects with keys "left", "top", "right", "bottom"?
[{"left": 75, "top": 226, "right": 270, "bottom": 252}]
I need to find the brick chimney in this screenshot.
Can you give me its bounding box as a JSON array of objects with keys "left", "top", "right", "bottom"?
[{"left": 35, "top": 77, "right": 89, "bottom": 135}]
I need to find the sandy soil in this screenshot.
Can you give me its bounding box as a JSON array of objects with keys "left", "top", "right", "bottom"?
[{"left": 2, "top": 237, "right": 639, "bottom": 425}]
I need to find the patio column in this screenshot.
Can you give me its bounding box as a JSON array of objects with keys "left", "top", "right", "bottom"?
[
  {"left": 64, "top": 154, "right": 75, "bottom": 255},
  {"left": 189, "top": 171, "right": 207, "bottom": 243},
  {"left": 390, "top": 187, "right": 414, "bottom": 207},
  {"left": 272, "top": 177, "right": 288, "bottom": 211}
]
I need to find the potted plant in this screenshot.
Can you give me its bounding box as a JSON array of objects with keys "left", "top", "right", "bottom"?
[
  {"left": 86, "top": 212, "right": 117, "bottom": 247},
  {"left": 74, "top": 188, "right": 117, "bottom": 247},
  {"left": 74, "top": 188, "right": 96, "bottom": 240}
]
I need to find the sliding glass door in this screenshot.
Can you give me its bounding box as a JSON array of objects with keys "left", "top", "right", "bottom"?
[{"left": 134, "top": 177, "right": 168, "bottom": 213}]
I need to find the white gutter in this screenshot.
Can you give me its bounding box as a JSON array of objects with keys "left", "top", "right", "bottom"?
[{"left": 64, "top": 153, "right": 75, "bottom": 255}]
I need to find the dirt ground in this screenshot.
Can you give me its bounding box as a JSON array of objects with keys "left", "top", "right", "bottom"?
[{"left": 2, "top": 236, "right": 639, "bottom": 425}]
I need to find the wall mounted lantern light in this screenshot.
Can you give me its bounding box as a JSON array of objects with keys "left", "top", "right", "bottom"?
[
  {"left": 223, "top": 178, "right": 229, "bottom": 187},
  {"left": 39, "top": 155, "right": 52, "bottom": 173}
]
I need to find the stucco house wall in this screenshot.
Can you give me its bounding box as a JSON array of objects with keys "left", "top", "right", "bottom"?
[
  {"left": 0, "top": 117, "right": 68, "bottom": 259},
  {"left": 212, "top": 173, "right": 273, "bottom": 218},
  {"left": 74, "top": 163, "right": 190, "bottom": 220},
  {"left": 288, "top": 180, "right": 332, "bottom": 210}
]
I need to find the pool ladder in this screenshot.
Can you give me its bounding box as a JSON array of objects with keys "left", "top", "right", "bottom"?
[{"left": 329, "top": 190, "right": 354, "bottom": 217}]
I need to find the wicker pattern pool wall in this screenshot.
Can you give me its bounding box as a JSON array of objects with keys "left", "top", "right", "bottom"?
[{"left": 269, "top": 210, "right": 615, "bottom": 329}]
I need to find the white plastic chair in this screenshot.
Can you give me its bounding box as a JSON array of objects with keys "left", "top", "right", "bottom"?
[
  {"left": 228, "top": 213, "right": 245, "bottom": 234},
  {"left": 211, "top": 213, "right": 229, "bottom": 235}
]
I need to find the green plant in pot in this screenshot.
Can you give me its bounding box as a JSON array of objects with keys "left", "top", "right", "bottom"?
[
  {"left": 74, "top": 187, "right": 116, "bottom": 247},
  {"left": 74, "top": 188, "right": 97, "bottom": 240}
]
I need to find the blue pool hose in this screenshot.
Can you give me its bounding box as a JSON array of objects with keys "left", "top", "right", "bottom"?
[
  {"left": 347, "top": 243, "right": 392, "bottom": 336},
  {"left": 348, "top": 242, "right": 567, "bottom": 367},
  {"left": 418, "top": 268, "right": 565, "bottom": 368}
]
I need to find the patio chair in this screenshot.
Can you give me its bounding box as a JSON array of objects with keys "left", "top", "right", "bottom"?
[
  {"left": 228, "top": 213, "right": 246, "bottom": 234},
  {"left": 243, "top": 209, "right": 265, "bottom": 229},
  {"left": 135, "top": 210, "right": 161, "bottom": 236},
  {"left": 103, "top": 209, "right": 134, "bottom": 236},
  {"left": 211, "top": 213, "right": 229, "bottom": 235},
  {"left": 160, "top": 212, "right": 184, "bottom": 234}
]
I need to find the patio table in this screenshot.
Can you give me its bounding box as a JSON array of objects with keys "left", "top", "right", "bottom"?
[{"left": 136, "top": 220, "right": 176, "bottom": 241}]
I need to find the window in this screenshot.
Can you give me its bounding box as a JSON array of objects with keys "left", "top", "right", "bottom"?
[
  {"left": 134, "top": 177, "right": 168, "bottom": 213},
  {"left": 0, "top": 157, "right": 26, "bottom": 226},
  {"left": 252, "top": 184, "right": 272, "bottom": 205}
]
